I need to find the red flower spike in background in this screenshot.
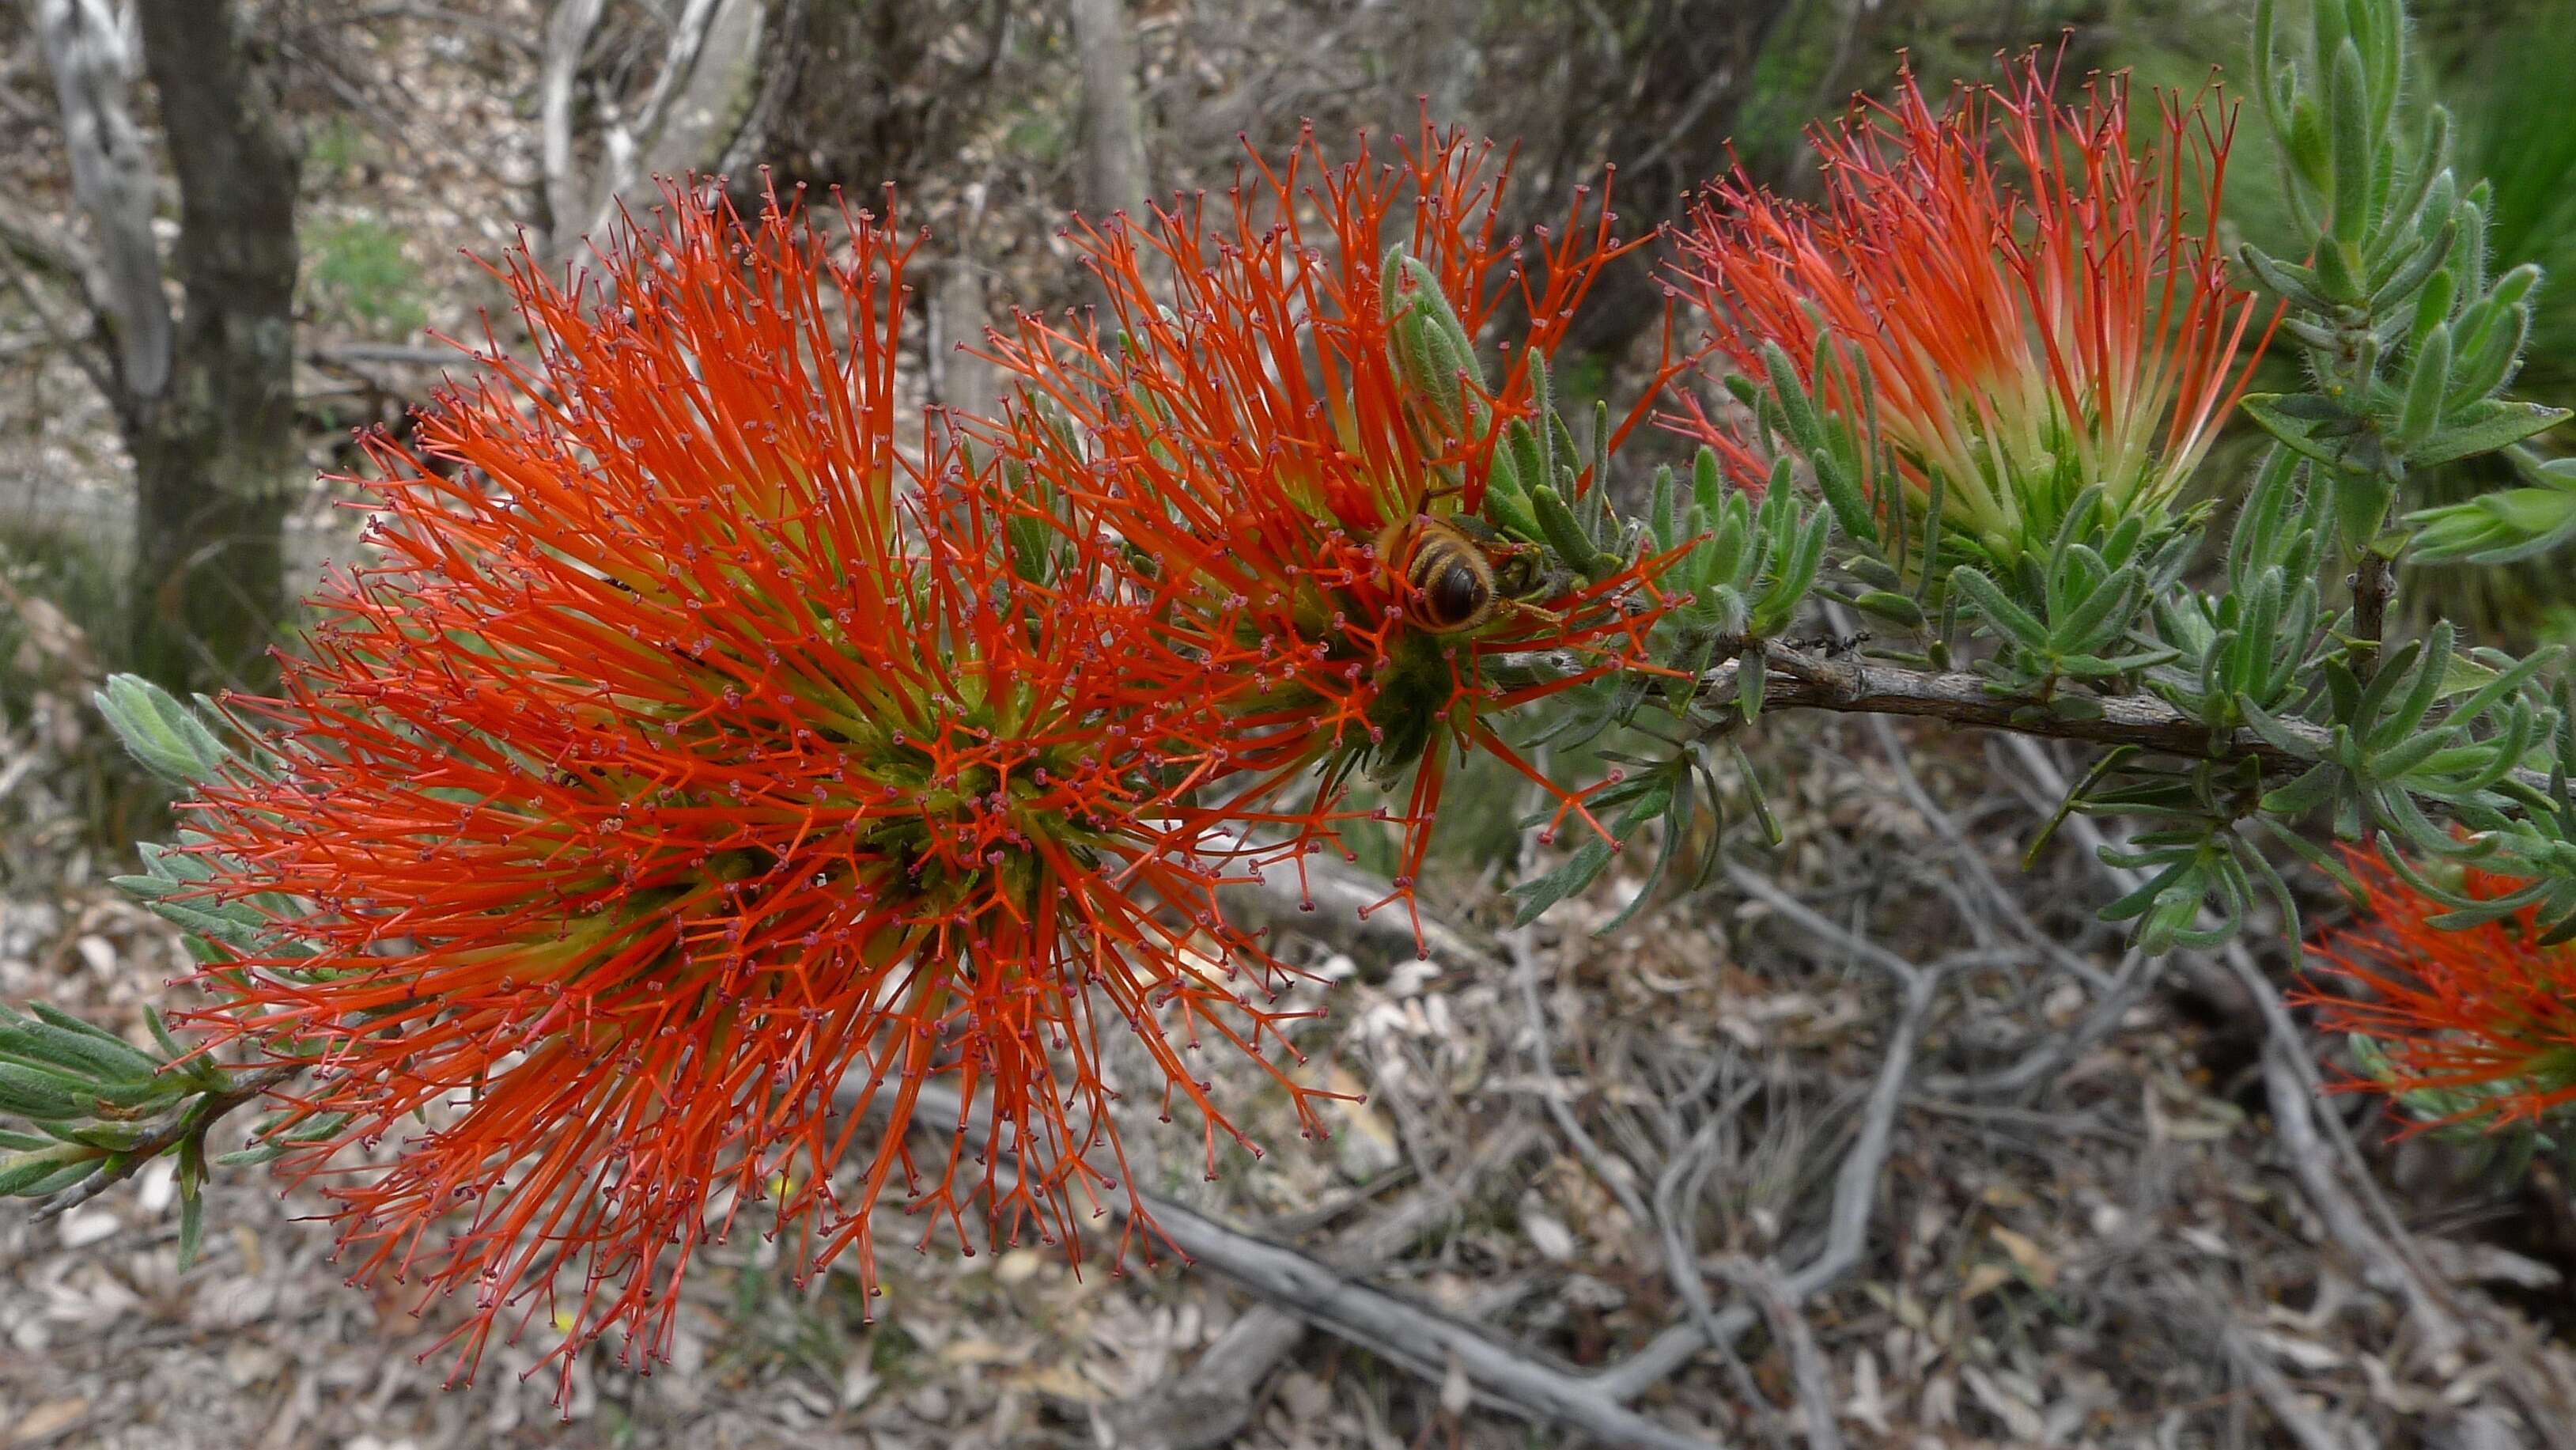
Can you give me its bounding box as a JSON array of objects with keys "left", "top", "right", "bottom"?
[
  {"left": 1667, "top": 55, "right": 2271, "bottom": 564},
  {"left": 981, "top": 118, "right": 1682, "bottom": 939},
  {"left": 178, "top": 184, "right": 1344, "bottom": 1404},
  {"left": 2302, "top": 850, "right": 2576, "bottom": 1132}
]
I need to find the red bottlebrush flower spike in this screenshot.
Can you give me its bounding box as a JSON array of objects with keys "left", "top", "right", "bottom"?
[
  {"left": 1666, "top": 55, "right": 2271, "bottom": 563},
  {"left": 2302, "top": 850, "right": 2576, "bottom": 1132},
  {"left": 177, "top": 185, "right": 1342, "bottom": 1402},
  {"left": 982, "top": 119, "right": 1681, "bottom": 933}
]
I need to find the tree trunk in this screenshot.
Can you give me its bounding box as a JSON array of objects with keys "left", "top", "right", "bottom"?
[
  {"left": 127, "top": 0, "right": 301, "bottom": 693},
  {"left": 1067, "top": 0, "right": 1148, "bottom": 220},
  {"left": 931, "top": 257, "right": 998, "bottom": 424}
]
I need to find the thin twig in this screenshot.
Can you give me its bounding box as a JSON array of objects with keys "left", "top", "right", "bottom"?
[
  {"left": 1715, "top": 1255, "right": 1844, "bottom": 1450},
  {"left": 1920, "top": 947, "right": 2158, "bottom": 1100},
  {"left": 0, "top": 176, "right": 99, "bottom": 295},
  {"left": 1865, "top": 715, "right": 2113, "bottom": 992},
  {"left": 305, "top": 340, "right": 461, "bottom": 368},
  {"left": 1722, "top": 864, "right": 1921, "bottom": 993},
  {"left": 0, "top": 242, "right": 111, "bottom": 396},
  {"left": 1216, "top": 832, "right": 1500, "bottom": 973},
  {"left": 1510, "top": 926, "right": 1651, "bottom": 1225},
  {"left": 1130, "top": 1188, "right": 1715, "bottom": 1449},
  {"left": 30, "top": 1062, "right": 301, "bottom": 1221}
]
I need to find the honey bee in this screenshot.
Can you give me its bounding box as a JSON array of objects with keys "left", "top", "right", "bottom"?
[{"left": 1380, "top": 513, "right": 1557, "bottom": 634}]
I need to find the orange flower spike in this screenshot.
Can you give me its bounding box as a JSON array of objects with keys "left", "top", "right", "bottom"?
[
  {"left": 982, "top": 119, "right": 1678, "bottom": 948},
  {"left": 1668, "top": 55, "right": 2271, "bottom": 562},
  {"left": 177, "top": 185, "right": 1348, "bottom": 1407},
  {"left": 2302, "top": 850, "right": 2576, "bottom": 1130}
]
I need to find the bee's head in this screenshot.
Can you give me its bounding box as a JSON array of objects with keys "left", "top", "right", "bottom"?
[{"left": 1488, "top": 547, "right": 1545, "bottom": 600}]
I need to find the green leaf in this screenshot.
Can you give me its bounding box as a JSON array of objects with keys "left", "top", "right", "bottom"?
[
  {"left": 1849, "top": 590, "right": 1924, "bottom": 628},
  {"left": 0, "top": 1142, "right": 99, "bottom": 1196},
  {"left": 1691, "top": 447, "right": 1725, "bottom": 523},
  {"left": 23, "top": 1004, "right": 160, "bottom": 1078},
  {"left": 141, "top": 1005, "right": 187, "bottom": 1066},
  {"left": 138, "top": 899, "right": 270, "bottom": 953},
  {"left": 2408, "top": 485, "right": 2576, "bottom": 564},
  {"left": 1383, "top": 248, "right": 1482, "bottom": 437},
  {"left": 2239, "top": 244, "right": 2335, "bottom": 311},
  {"left": 2410, "top": 400, "right": 2569, "bottom": 468},
  {"left": 1727, "top": 740, "right": 1782, "bottom": 846},
  {"left": 2368, "top": 624, "right": 2453, "bottom": 747},
  {"left": 1597, "top": 770, "right": 1694, "bottom": 936},
  {"left": 1948, "top": 567, "right": 2047, "bottom": 649},
  {"left": 2048, "top": 563, "right": 2144, "bottom": 654},
  {"left": 2239, "top": 396, "right": 2350, "bottom": 469},
  {"left": 2366, "top": 729, "right": 2453, "bottom": 782},
  {"left": 0, "top": 1063, "right": 89, "bottom": 1120},
  {"left": 1506, "top": 782, "right": 1670, "bottom": 927},
  {"left": 93, "top": 675, "right": 231, "bottom": 786},
  {"left": 1530, "top": 483, "right": 1614, "bottom": 582},
  {"left": 2397, "top": 324, "right": 2451, "bottom": 450},
  {"left": 2240, "top": 696, "right": 2326, "bottom": 761},
  {"left": 176, "top": 1131, "right": 206, "bottom": 1272},
  {"left": 2326, "top": 40, "right": 2374, "bottom": 250},
  {"left": 2261, "top": 761, "right": 2344, "bottom": 816},
  {"left": 1749, "top": 513, "right": 1829, "bottom": 638}
]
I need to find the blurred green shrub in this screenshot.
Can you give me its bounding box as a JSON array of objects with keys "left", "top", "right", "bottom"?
[
  {"left": 2108, "top": 0, "right": 2576, "bottom": 642},
  {"left": 0, "top": 518, "right": 115, "bottom": 718},
  {"left": 0, "top": 519, "right": 165, "bottom": 853},
  {"left": 2403, "top": 0, "right": 2576, "bottom": 643},
  {"left": 304, "top": 216, "right": 427, "bottom": 341}
]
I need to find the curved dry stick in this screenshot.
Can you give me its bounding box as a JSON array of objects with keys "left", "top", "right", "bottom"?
[
  {"left": 1099, "top": 1116, "right": 1548, "bottom": 1450},
  {"left": 1133, "top": 1188, "right": 1717, "bottom": 1450}
]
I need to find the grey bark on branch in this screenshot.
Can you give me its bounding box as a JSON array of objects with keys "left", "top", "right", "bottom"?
[
  {"left": 1711, "top": 646, "right": 2306, "bottom": 763},
  {"left": 541, "top": 0, "right": 774, "bottom": 259},
  {"left": 1068, "top": 0, "right": 1150, "bottom": 221},
  {"left": 1700, "top": 643, "right": 2558, "bottom": 801},
  {"left": 32, "top": 0, "right": 172, "bottom": 396}
]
